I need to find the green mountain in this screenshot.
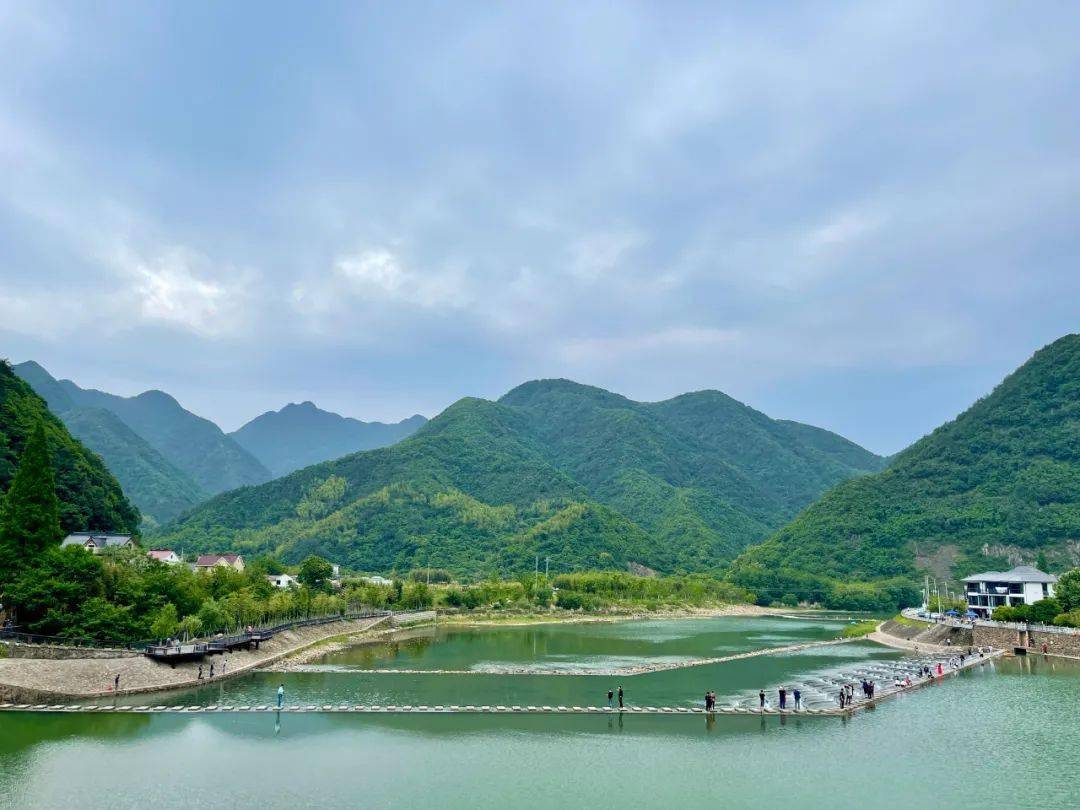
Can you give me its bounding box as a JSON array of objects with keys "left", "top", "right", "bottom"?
[
  {"left": 155, "top": 380, "right": 883, "bottom": 577},
  {"left": 0, "top": 361, "right": 139, "bottom": 534},
  {"left": 14, "top": 362, "right": 271, "bottom": 497},
  {"left": 732, "top": 334, "right": 1080, "bottom": 601},
  {"left": 230, "top": 401, "right": 427, "bottom": 477},
  {"left": 59, "top": 407, "right": 207, "bottom": 526}
]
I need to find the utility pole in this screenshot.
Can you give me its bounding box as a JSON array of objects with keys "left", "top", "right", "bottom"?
[{"left": 545, "top": 556, "right": 550, "bottom": 579}]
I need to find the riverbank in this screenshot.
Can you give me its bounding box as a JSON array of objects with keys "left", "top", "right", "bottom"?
[
  {"left": 438, "top": 602, "right": 806, "bottom": 627},
  {"left": 0, "top": 616, "right": 393, "bottom": 702}
]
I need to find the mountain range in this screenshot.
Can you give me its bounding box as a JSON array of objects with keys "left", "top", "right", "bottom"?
[
  {"left": 14, "top": 362, "right": 425, "bottom": 525},
  {"left": 154, "top": 379, "right": 885, "bottom": 576},
  {"left": 731, "top": 333, "right": 1080, "bottom": 601},
  {"left": 230, "top": 402, "right": 427, "bottom": 477},
  {"left": 0, "top": 362, "right": 139, "bottom": 534}
]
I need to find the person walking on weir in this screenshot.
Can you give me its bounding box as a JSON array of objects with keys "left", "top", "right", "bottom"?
[
  {"left": 838, "top": 689, "right": 846, "bottom": 709},
  {"left": 113, "top": 673, "right": 120, "bottom": 692},
  {"left": 277, "top": 684, "right": 285, "bottom": 709},
  {"left": 778, "top": 687, "right": 787, "bottom": 710},
  {"left": 617, "top": 686, "right": 624, "bottom": 709},
  {"left": 607, "top": 689, "right": 614, "bottom": 708},
  {"left": 793, "top": 688, "right": 802, "bottom": 711},
  {"left": 758, "top": 689, "right": 766, "bottom": 709}
]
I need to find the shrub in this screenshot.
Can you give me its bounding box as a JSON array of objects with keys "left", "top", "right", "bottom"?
[{"left": 1052, "top": 610, "right": 1080, "bottom": 628}]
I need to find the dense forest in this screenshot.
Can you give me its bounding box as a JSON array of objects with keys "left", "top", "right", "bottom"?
[
  {"left": 731, "top": 334, "right": 1080, "bottom": 600},
  {"left": 153, "top": 380, "right": 883, "bottom": 578},
  {"left": 15, "top": 361, "right": 271, "bottom": 503},
  {"left": 0, "top": 362, "right": 139, "bottom": 534}
]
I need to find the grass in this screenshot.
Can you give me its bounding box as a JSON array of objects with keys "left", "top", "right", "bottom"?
[
  {"left": 841, "top": 619, "right": 879, "bottom": 638},
  {"left": 890, "top": 613, "right": 929, "bottom": 627}
]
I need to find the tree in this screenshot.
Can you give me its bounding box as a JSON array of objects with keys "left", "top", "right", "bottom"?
[
  {"left": 1029, "top": 598, "right": 1061, "bottom": 625},
  {"left": 1054, "top": 568, "right": 1080, "bottom": 612},
  {"left": 0, "top": 421, "right": 62, "bottom": 569},
  {"left": 150, "top": 603, "right": 179, "bottom": 640},
  {"left": 298, "top": 556, "right": 335, "bottom": 591}
]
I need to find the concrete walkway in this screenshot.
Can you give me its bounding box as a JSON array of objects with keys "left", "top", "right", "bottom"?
[{"left": 0, "top": 616, "right": 390, "bottom": 702}]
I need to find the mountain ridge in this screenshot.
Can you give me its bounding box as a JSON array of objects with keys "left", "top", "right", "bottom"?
[
  {"left": 230, "top": 401, "right": 426, "bottom": 477},
  {"left": 732, "top": 334, "right": 1080, "bottom": 598},
  {"left": 154, "top": 378, "right": 884, "bottom": 576}
]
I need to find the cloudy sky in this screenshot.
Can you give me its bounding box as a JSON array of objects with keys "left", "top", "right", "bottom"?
[{"left": 1, "top": 2, "right": 1077, "bottom": 454}]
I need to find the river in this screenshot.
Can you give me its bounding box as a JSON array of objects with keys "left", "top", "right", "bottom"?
[{"left": 1, "top": 615, "right": 1078, "bottom": 808}]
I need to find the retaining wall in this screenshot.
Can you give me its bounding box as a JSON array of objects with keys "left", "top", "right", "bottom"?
[
  {"left": 972, "top": 623, "right": 1080, "bottom": 657},
  {"left": 1, "top": 642, "right": 139, "bottom": 661}
]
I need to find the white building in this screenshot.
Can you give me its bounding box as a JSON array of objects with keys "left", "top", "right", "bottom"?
[
  {"left": 267, "top": 573, "right": 298, "bottom": 589},
  {"left": 964, "top": 565, "right": 1057, "bottom": 618},
  {"left": 147, "top": 549, "right": 182, "bottom": 565},
  {"left": 361, "top": 575, "right": 392, "bottom": 586}
]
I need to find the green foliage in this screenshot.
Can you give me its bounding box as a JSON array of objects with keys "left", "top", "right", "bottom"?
[
  {"left": 296, "top": 475, "right": 347, "bottom": 520},
  {"left": 1029, "top": 598, "right": 1061, "bottom": 624},
  {"left": 1055, "top": 568, "right": 1080, "bottom": 612},
  {"left": 153, "top": 379, "right": 883, "bottom": 577},
  {"left": 0, "top": 362, "right": 139, "bottom": 539},
  {"left": 59, "top": 407, "right": 207, "bottom": 525},
  {"left": 1052, "top": 610, "right": 1080, "bottom": 628},
  {"left": 149, "top": 603, "right": 179, "bottom": 639},
  {"left": 14, "top": 361, "right": 270, "bottom": 496},
  {"left": 409, "top": 568, "right": 452, "bottom": 583},
  {"left": 733, "top": 335, "right": 1080, "bottom": 597},
  {"left": 0, "top": 421, "right": 62, "bottom": 565},
  {"left": 297, "top": 555, "right": 335, "bottom": 591},
  {"left": 401, "top": 581, "right": 434, "bottom": 609},
  {"left": 841, "top": 620, "right": 878, "bottom": 638}
]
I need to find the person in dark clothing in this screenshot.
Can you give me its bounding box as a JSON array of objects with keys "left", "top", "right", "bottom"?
[
  {"left": 778, "top": 687, "right": 787, "bottom": 710},
  {"left": 759, "top": 689, "right": 766, "bottom": 709},
  {"left": 838, "top": 689, "right": 846, "bottom": 709},
  {"left": 617, "top": 686, "right": 624, "bottom": 708},
  {"left": 209, "top": 663, "right": 215, "bottom": 678},
  {"left": 793, "top": 688, "right": 802, "bottom": 710},
  {"left": 704, "top": 692, "right": 711, "bottom": 711},
  {"left": 607, "top": 689, "right": 614, "bottom": 708},
  {"left": 197, "top": 665, "right": 203, "bottom": 680},
  {"left": 113, "top": 673, "right": 120, "bottom": 691}
]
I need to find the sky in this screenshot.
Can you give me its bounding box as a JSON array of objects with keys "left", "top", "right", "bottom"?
[{"left": 1, "top": 1, "right": 1078, "bottom": 455}]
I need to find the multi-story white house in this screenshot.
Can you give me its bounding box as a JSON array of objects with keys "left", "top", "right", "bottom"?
[{"left": 964, "top": 565, "right": 1057, "bottom": 618}]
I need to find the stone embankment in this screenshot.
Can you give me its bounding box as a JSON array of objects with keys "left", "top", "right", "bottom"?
[
  {"left": 1, "top": 644, "right": 140, "bottom": 660},
  {"left": 0, "top": 615, "right": 394, "bottom": 703}
]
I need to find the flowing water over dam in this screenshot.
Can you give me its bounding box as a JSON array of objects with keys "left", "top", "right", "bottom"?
[{"left": 2, "top": 615, "right": 1078, "bottom": 808}]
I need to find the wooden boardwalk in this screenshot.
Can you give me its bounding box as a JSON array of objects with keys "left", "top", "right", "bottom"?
[{"left": 0, "top": 650, "right": 1001, "bottom": 717}]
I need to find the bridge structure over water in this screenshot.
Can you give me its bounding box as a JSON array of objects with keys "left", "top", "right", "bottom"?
[{"left": 0, "top": 650, "right": 1002, "bottom": 717}]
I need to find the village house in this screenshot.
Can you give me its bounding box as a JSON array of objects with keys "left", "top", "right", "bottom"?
[
  {"left": 267, "top": 573, "right": 298, "bottom": 589},
  {"left": 964, "top": 565, "right": 1058, "bottom": 618},
  {"left": 60, "top": 532, "right": 134, "bottom": 554},
  {"left": 195, "top": 553, "right": 246, "bottom": 573},
  {"left": 147, "top": 549, "right": 182, "bottom": 565}
]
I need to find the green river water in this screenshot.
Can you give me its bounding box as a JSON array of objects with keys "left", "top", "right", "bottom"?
[{"left": 1, "top": 615, "right": 1078, "bottom": 808}]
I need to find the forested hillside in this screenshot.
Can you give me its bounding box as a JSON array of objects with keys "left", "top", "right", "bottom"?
[
  {"left": 0, "top": 361, "right": 139, "bottom": 534},
  {"left": 60, "top": 407, "right": 207, "bottom": 525},
  {"left": 15, "top": 361, "right": 271, "bottom": 500},
  {"left": 154, "top": 380, "right": 882, "bottom": 577},
  {"left": 732, "top": 334, "right": 1080, "bottom": 602},
  {"left": 230, "top": 401, "right": 426, "bottom": 476}
]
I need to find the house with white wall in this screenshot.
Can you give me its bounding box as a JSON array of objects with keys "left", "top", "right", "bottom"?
[{"left": 964, "top": 565, "right": 1057, "bottom": 618}]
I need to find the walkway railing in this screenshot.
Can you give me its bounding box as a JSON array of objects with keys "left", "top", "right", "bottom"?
[{"left": 2, "top": 608, "right": 404, "bottom": 652}]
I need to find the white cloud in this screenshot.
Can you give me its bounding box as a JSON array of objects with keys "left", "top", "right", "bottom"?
[{"left": 109, "top": 245, "right": 253, "bottom": 337}]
